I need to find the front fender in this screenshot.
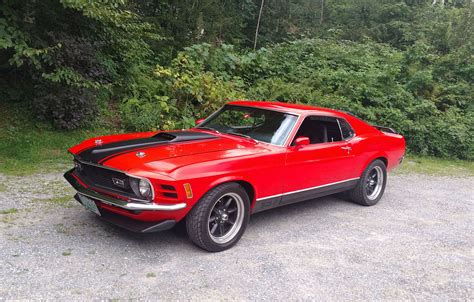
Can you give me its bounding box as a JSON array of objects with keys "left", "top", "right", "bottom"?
[{"left": 186, "top": 175, "right": 257, "bottom": 212}]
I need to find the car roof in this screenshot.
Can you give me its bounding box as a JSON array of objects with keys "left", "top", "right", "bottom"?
[{"left": 227, "top": 100, "right": 343, "bottom": 116}]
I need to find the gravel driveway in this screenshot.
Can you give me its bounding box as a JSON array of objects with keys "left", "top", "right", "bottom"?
[{"left": 0, "top": 171, "right": 473, "bottom": 300}]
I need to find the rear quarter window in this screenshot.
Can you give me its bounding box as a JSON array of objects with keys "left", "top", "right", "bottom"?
[{"left": 338, "top": 118, "right": 355, "bottom": 140}]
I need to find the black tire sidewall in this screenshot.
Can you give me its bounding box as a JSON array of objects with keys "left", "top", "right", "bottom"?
[
  {"left": 186, "top": 183, "right": 250, "bottom": 252},
  {"left": 361, "top": 160, "right": 387, "bottom": 206}
]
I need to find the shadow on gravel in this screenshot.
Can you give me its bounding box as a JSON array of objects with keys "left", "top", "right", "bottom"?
[{"left": 75, "top": 194, "right": 356, "bottom": 251}]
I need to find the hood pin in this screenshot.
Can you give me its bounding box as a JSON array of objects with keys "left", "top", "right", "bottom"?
[{"left": 136, "top": 151, "right": 146, "bottom": 158}]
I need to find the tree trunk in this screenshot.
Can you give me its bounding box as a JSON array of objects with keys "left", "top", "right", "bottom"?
[{"left": 254, "top": 0, "right": 265, "bottom": 51}]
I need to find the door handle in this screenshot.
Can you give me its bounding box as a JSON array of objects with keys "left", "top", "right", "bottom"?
[{"left": 341, "top": 146, "right": 352, "bottom": 153}]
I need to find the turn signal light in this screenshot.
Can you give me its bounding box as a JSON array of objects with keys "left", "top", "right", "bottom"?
[{"left": 183, "top": 183, "right": 193, "bottom": 199}]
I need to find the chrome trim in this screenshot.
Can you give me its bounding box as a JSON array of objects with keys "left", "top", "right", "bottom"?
[
  {"left": 79, "top": 192, "right": 186, "bottom": 211},
  {"left": 336, "top": 118, "right": 343, "bottom": 139},
  {"left": 256, "top": 177, "right": 360, "bottom": 201},
  {"left": 65, "top": 170, "right": 185, "bottom": 211}
]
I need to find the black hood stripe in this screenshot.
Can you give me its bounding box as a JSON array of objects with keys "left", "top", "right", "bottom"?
[{"left": 76, "top": 131, "right": 217, "bottom": 164}]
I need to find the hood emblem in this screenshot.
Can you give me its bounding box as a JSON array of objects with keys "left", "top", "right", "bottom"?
[
  {"left": 136, "top": 151, "right": 146, "bottom": 158},
  {"left": 95, "top": 139, "right": 103, "bottom": 145}
]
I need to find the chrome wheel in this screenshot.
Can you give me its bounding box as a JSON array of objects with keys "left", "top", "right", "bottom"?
[
  {"left": 208, "top": 192, "right": 244, "bottom": 244},
  {"left": 366, "top": 166, "right": 383, "bottom": 200}
]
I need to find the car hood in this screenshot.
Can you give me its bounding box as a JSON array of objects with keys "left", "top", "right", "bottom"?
[{"left": 72, "top": 130, "right": 269, "bottom": 176}]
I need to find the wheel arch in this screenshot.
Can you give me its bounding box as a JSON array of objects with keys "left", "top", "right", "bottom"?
[
  {"left": 375, "top": 156, "right": 388, "bottom": 167},
  {"left": 358, "top": 154, "right": 388, "bottom": 178},
  {"left": 198, "top": 176, "right": 257, "bottom": 210}
]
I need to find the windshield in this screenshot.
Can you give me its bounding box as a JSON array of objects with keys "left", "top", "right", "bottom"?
[{"left": 198, "top": 105, "right": 298, "bottom": 146}]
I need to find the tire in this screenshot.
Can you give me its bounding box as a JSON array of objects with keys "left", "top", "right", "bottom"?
[
  {"left": 349, "top": 159, "right": 387, "bottom": 206},
  {"left": 186, "top": 182, "right": 250, "bottom": 252}
]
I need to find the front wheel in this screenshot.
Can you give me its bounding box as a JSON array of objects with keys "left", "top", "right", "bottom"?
[
  {"left": 348, "top": 159, "right": 387, "bottom": 206},
  {"left": 186, "top": 183, "right": 250, "bottom": 252}
]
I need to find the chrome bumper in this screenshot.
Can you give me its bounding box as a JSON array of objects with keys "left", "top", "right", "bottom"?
[{"left": 64, "top": 169, "right": 186, "bottom": 211}]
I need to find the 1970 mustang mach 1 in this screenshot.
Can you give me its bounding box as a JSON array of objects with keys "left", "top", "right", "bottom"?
[{"left": 65, "top": 101, "right": 405, "bottom": 251}]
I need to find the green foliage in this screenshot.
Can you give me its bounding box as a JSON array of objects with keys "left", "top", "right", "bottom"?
[
  {"left": 120, "top": 44, "right": 245, "bottom": 131},
  {"left": 0, "top": 0, "right": 472, "bottom": 160},
  {"left": 131, "top": 38, "right": 471, "bottom": 159},
  {"left": 0, "top": 0, "right": 160, "bottom": 129}
]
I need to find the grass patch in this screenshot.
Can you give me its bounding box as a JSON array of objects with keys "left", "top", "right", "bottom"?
[
  {"left": 0, "top": 103, "right": 117, "bottom": 176},
  {"left": 0, "top": 208, "right": 18, "bottom": 214},
  {"left": 0, "top": 128, "right": 114, "bottom": 175},
  {"left": 394, "top": 155, "right": 474, "bottom": 176},
  {"left": 62, "top": 250, "right": 72, "bottom": 256},
  {"left": 146, "top": 272, "right": 156, "bottom": 278},
  {"left": 0, "top": 183, "right": 7, "bottom": 192}
]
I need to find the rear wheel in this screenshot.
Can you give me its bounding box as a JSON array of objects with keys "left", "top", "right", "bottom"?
[
  {"left": 349, "top": 159, "right": 387, "bottom": 206},
  {"left": 186, "top": 183, "right": 250, "bottom": 252}
]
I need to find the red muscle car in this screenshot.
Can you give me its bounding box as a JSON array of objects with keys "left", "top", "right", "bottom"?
[{"left": 65, "top": 101, "right": 405, "bottom": 252}]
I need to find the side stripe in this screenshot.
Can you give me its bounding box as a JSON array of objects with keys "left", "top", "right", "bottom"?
[{"left": 256, "top": 177, "right": 360, "bottom": 201}]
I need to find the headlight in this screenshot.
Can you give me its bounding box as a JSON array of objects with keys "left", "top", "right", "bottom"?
[
  {"left": 129, "top": 177, "right": 153, "bottom": 201},
  {"left": 139, "top": 179, "right": 152, "bottom": 198}
]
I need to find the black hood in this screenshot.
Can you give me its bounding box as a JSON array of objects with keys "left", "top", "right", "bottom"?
[{"left": 75, "top": 131, "right": 218, "bottom": 164}]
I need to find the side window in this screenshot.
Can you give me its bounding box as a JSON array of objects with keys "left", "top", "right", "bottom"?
[
  {"left": 338, "top": 118, "right": 355, "bottom": 140},
  {"left": 293, "top": 116, "right": 342, "bottom": 145}
]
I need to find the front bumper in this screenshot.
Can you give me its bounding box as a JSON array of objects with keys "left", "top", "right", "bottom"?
[
  {"left": 73, "top": 194, "right": 177, "bottom": 233},
  {"left": 64, "top": 169, "right": 186, "bottom": 211},
  {"left": 64, "top": 169, "right": 187, "bottom": 232}
]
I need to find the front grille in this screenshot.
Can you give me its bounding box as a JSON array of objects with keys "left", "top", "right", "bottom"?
[{"left": 75, "top": 161, "right": 137, "bottom": 198}]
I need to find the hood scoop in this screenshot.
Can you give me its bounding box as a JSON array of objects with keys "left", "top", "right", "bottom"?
[{"left": 76, "top": 131, "right": 217, "bottom": 164}]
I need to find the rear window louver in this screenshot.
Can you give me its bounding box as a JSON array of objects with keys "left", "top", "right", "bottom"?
[{"left": 373, "top": 125, "right": 398, "bottom": 134}]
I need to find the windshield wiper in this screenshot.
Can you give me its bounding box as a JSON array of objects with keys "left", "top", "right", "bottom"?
[
  {"left": 225, "top": 131, "right": 257, "bottom": 143},
  {"left": 196, "top": 126, "right": 219, "bottom": 133}
]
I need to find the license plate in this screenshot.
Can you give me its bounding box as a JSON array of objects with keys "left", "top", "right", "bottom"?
[{"left": 78, "top": 194, "right": 101, "bottom": 216}]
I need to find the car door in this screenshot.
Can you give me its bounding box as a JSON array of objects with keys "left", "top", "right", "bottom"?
[{"left": 283, "top": 115, "right": 357, "bottom": 204}]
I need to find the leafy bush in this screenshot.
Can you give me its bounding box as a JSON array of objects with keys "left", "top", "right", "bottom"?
[
  {"left": 125, "top": 39, "right": 472, "bottom": 159},
  {"left": 34, "top": 86, "right": 97, "bottom": 130},
  {"left": 0, "top": 0, "right": 158, "bottom": 129},
  {"left": 119, "top": 44, "right": 245, "bottom": 131},
  {"left": 1, "top": 0, "right": 472, "bottom": 160}
]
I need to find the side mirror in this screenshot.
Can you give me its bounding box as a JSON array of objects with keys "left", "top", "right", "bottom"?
[
  {"left": 195, "top": 118, "right": 205, "bottom": 125},
  {"left": 294, "top": 136, "right": 310, "bottom": 147}
]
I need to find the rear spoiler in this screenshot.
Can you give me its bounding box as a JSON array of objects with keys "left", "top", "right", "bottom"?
[{"left": 373, "top": 125, "right": 398, "bottom": 134}]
